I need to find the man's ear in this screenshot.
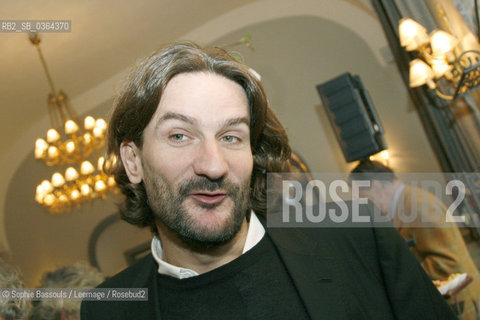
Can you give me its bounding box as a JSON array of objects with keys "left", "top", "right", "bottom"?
[{"left": 120, "top": 141, "right": 143, "bottom": 184}]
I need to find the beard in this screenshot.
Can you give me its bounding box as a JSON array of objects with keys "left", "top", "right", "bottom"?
[{"left": 143, "top": 165, "right": 251, "bottom": 250}]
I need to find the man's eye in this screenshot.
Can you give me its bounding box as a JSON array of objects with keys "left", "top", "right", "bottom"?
[
  {"left": 170, "top": 134, "right": 186, "bottom": 142},
  {"left": 222, "top": 135, "right": 239, "bottom": 143}
]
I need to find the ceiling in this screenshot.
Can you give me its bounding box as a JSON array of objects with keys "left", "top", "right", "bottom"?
[{"left": 0, "top": 0, "right": 261, "bottom": 164}]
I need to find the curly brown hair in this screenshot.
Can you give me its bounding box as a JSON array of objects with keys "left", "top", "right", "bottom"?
[{"left": 107, "top": 41, "right": 291, "bottom": 234}]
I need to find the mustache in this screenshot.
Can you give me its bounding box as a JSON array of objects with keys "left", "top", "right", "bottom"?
[{"left": 178, "top": 177, "right": 237, "bottom": 196}]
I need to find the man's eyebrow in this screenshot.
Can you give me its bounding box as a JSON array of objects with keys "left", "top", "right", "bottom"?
[
  {"left": 157, "top": 113, "right": 250, "bottom": 129},
  {"left": 156, "top": 112, "right": 196, "bottom": 126},
  {"left": 221, "top": 117, "right": 250, "bottom": 129}
]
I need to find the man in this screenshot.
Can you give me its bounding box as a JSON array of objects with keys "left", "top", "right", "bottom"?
[
  {"left": 81, "top": 41, "right": 456, "bottom": 319},
  {"left": 351, "top": 160, "right": 480, "bottom": 319}
]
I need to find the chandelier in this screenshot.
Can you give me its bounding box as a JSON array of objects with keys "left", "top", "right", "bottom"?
[
  {"left": 30, "top": 33, "right": 117, "bottom": 213},
  {"left": 398, "top": 17, "right": 480, "bottom": 100},
  {"left": 35, "top": 156, "right": 117, "bottom": 214}
]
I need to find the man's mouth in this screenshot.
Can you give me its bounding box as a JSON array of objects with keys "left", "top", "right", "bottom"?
[{"left": 190, "top": 191, "right": 227, "bottom": 206}]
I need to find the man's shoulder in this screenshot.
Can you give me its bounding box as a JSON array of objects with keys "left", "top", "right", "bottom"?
[
  {"left": 260, "top": 221, "right": 380, "bottom": 258},
  {"left": 97, "top": 253, "right": 156, "bottom": 289},
  {"left": 81, "top": 254, "right": 158, "bottom": 320},
  {"left": 259, "top": 200, "right": 382, "bottom": 238}
]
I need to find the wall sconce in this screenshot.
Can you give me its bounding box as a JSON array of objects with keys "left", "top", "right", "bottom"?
[
  {"left": 398, "top": 17, "right": 480, "bottom": 100},
  {"left": 369, "top": 150, "right": 390, "bottom": 167}
]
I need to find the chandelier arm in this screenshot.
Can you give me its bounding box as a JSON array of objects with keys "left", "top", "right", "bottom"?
[
  {"left": 47, "top": 98, "right": 62, "bottom": 130},
  {"left": 33, "top": 41, "right": 58, "bottom": 96},
  {"left": 433, "top": 87, "right": 455, "bottom": 101},
  {"left": 56, "top": 98, "right": 70, "bottom": 125},
  {"left": 457, "top": 50, "right": 480, "bottom": 68},
  {"left": 62, "top": 94, "right": 81, "bottom": 123}
]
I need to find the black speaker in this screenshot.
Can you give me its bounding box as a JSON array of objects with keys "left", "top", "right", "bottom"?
[{"left": 316, "top": 72, "right": 387, "bottom": 163}]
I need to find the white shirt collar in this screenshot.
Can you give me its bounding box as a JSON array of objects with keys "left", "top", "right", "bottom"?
[{"left": 151, "top": 211, "right": 265, "bottom": 279}]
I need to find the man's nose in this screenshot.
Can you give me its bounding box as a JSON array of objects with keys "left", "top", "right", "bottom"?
[{"left": 192, "top": 139, "right": 228, "bottom": 180}]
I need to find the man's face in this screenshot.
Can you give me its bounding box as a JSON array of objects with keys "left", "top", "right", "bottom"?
[
  {"left": 358, "top": 180, "right": 392, "bottom": 214},
  {"left": 126, "top": 72, "right": 253, "bottom": 249}
]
